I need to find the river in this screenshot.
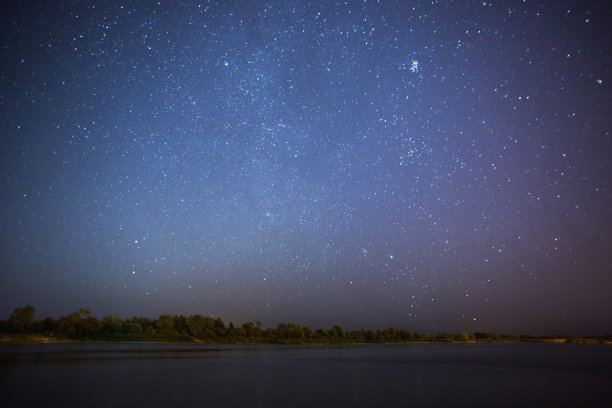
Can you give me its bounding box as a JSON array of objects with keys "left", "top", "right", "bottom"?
[{"left": 1, "top": 342, "right": 610, "bottom": 407}]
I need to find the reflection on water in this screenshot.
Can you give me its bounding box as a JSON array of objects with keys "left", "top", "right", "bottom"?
[{"left": 1, "top": 343, "right": 610, "bottom": 407}]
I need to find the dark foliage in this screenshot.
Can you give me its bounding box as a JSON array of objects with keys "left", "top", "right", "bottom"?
[{"left": 1, "top": 306, "right": 609, "bottom": 344}]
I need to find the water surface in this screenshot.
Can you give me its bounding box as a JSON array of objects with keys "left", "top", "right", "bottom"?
[{"left": 1, "top": 342, "right": 610, "bottom": 407}]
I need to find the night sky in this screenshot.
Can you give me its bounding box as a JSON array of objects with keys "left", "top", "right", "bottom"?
[{"left": 1, "top": 0, "right": 610, "bottom": 335}]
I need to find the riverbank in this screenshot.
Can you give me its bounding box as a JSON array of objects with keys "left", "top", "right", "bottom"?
[{"left": 1, "top": 333, "right": 608, "bottom": 345}]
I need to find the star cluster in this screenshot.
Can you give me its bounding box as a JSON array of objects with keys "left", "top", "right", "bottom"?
[{"left": 1, "top": 1, "right": 610, "bottom": 334}]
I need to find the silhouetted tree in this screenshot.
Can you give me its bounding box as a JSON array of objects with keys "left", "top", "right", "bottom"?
[
  {"left": 413, "top": 332, "right": 428, "bottom": 341},
  {"left": 9, "top": 305, "right": 36, "bottom": 333},
  {"left": 364, "top": 330, "right": 376, "bottom": 341},
  {"left": 287, "top": 323, "right": 303, "bottom": 339},
  {"left": 56, "top": 309, "right": 99, "bottom": 339},
  {"left": 155, "top": 314, "right": 178, "bottom": 340},
  {"left": 332, "top": 325, "right": 344, "bottom": 339},
  {"left": 263, "top": 328, "right": 277, "bottom": 341},
  {"left": 41, "top": 316, "right": 57, "bottom": 333},
  {"left": 131, "top": 316, "right": 155, "bottom": 336},
  {"left": 173, "top": 315, "right": 189, "bottom": 336},
  {"left": 214, "top": 318, "right": 226, "bottom": 337},
  {"left": 455, "top": 332, "right": 471, "bottom": 341},
  {"left": 314, "top": 328, "right": 328, "bottom": 339},
  {"left": 399, "top": 329, "right": 413, "bottom": 341},
  {"left": 186, "top": 314, "right": 207, "bottom": 338},
  {"left": 385, "top": 327, "right": 399, "bottom": 341},
  {"left": 242, "top": 321, "right": 262, "bottom": 339},
  {"left": 8, "top": 304, "right": 585, "bottom": 344},
  {"left": 350, "top": 330, "right": 364, "bottom": 342}
]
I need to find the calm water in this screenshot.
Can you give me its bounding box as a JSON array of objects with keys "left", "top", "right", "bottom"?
[{"left": 0, "top": 342, "right": 610, "bottom": 407}]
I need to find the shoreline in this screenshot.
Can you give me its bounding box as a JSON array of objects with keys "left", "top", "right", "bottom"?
[{"left": 1, "top": 335, "right": 608, "bottom": 346}]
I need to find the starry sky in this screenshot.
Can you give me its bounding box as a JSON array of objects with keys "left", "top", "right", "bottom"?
[{"left": 1, "top": 0, "right": 610, "bottom": 335}]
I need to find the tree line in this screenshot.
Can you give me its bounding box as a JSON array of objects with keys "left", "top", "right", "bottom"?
[{"left": 1, "top": 306, "right": 609, "bottom": 344}]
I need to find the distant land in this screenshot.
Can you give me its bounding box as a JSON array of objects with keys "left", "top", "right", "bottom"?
[{"left": 1, "top": 306, "right": 610, "bottom": 344}]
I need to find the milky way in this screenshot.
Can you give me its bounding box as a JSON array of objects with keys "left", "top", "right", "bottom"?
[{"left": 1, "top": 1, "right": 610, "bottom": 334}]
